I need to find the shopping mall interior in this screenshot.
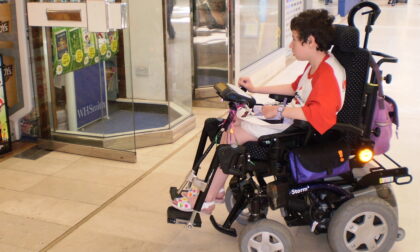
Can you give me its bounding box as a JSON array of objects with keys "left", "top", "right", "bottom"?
[{"left": 0, "top": 0, "right": 419, "bottom": 251}]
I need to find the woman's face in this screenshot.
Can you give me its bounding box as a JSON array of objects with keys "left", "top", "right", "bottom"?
[{"left": 289, "top": 30, "right": 311, "bottom": 61}]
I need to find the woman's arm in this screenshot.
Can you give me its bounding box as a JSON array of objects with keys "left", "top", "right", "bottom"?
[
  {"left": 282, "top": 107, "right": 307, "bottom": 121},
  {"left": 261, "top": 106, "right": 307, "bottom": 121},
  {"left": 238, "top": 77, "right": 295, "bottom": 96},
  {"left": 253, "top": 84, "right": 295, "bottom": 96}
]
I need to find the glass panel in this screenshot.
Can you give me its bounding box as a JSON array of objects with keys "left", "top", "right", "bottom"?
[
  {"left": 240, "top": 0, "right": 281, "bottom": 69},
  {"left": 27, "top": 0, "right": 195, "bottom": 156},
  {"left": 124, "top": 0, "right": 170, "bottom": 137},
  {"left": 193, "top": 0, "right": 228, "bottom": 88},
  {"left": 27, "top": 0, "right": 137, "bottom": 154},
  {"left": 166, "top": 0, "right": 193, "bottom": 127}
]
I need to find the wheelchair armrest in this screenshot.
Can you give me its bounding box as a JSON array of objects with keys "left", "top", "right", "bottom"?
[
  {"left": 268, "top": 94, "right": 294, "bottom": 103},
  {"left": 258, "top": 131, "right": 307, "bottom": 145},
  {"left": 329, "top": 123, "right": 364, "bottom": 136},
  {"left": 257, "top": 121, "right": 362, "bottom": 146},
  {"left": 257, "top": 120, "right": 309, "bottom": 145},
  {"left": 289, "top": 119, "right": 310, "bottom": 129}
]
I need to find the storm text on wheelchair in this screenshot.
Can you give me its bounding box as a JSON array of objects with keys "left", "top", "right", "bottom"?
[{"left": 289, "top": 185, "right": 310, "bottom": 195}]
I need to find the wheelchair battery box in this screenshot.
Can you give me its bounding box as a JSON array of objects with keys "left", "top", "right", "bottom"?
[
  {"left": 289, "top": 141, "right": 351, "bottom": 183},
  {"left": 267, "top": 181, "right": 289, "bottom": 210},
  {"left": 216, "top": 144, "right": 248, "bottom": 176}
]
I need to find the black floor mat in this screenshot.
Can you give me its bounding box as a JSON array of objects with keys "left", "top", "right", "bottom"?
[{"left": 14, "top": 146, "right": 51, "bottom": 160}]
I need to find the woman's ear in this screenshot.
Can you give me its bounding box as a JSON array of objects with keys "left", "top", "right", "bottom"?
[{"left": 307, "top": 35, "right": 316, "bottom": 48}]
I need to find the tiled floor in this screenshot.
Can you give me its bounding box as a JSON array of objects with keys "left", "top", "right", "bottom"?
[{"left": 1, "top": 1, "right": 420, "bottom": 251}]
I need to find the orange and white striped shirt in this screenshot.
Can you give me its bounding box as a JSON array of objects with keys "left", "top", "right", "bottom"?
[{"left": 290, "top": 54, "right": 346, "bottom": 134}]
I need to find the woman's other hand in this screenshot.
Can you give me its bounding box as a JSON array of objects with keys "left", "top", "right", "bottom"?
[{"left": 238, "top": 77, "right": 256, "bottom": 92}]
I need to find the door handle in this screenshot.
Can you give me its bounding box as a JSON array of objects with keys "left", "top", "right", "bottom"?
[{"left": 46, "top": 9, "right": 82, "bottom": 22}]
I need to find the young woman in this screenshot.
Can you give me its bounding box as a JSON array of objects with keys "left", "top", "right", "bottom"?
[{"left": 172, "top": 9, "right": 346, "bottom": 214}]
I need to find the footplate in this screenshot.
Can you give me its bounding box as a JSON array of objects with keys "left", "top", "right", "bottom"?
[
  {"left": 167, "top": 207, "right": 202, "bottom": 228},
  {"left": 356, "top": 167, "right": 412, "bottom": 189}
]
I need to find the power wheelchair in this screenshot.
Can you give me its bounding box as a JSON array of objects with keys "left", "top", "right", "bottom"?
[{"left": 167, "top": 2, "right": 412, "bottom": 252}]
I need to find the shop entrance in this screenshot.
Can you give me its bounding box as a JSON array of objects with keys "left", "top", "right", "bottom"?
[
  {"left": 25, "top": 0, "right": 194, "bottom": 162},
  {"left": 26, "top": 0, "right": 137, "bottom": 162}
]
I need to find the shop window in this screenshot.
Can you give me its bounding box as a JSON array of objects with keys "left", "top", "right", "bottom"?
[{"left": 240, "top": 0, "right": 282, "bottom": 69}]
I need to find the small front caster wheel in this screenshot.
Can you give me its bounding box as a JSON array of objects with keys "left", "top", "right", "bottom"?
[
  {"left": 239, "top": 219, "right": 294, "bottom": 252},
  {"left": 396, "top": 227, "right": 405, "bottom": 242}
]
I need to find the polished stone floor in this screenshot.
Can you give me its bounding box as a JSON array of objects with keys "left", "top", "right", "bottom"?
[{"left": 0, "top": 1, "right": 419, "bottom": 251}]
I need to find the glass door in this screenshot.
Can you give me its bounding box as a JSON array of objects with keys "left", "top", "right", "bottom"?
[
  {"left": 165, "top": 0, "right": 193, "bottom": 128},
  {"left": 27, "top": 0, "right": 136, "bottom": 162},
  {"left": 192, "top": 0, "right": 229, "bottom": 100}
]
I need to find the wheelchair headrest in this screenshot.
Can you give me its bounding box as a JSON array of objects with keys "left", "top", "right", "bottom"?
[{"left": 332, "top": 24, "right": 360, "bottom": 52}]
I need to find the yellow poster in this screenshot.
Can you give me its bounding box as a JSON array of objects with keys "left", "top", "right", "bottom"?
[
  {"left": 0, "top": 3, "right": 12, "bottom": 33},
  {"left": 2, "top": 56, "right": 18, "bottom": 108},
  {"left": 0, "top": 55, "right": 11, "bottom": 154}
]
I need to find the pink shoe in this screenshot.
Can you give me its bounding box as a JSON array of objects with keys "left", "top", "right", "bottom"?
[
  {"left": 172, "top": 197, "right": 193, "bottom": 212},
  {"left": 181, "top": 188, "right": 225, "bottom": 204},
  {"left": 181, "top": 188, "right": 199, "bottom": 198},
  {"left": 172, "top": 196, "right": 215, "bottom": 215}
]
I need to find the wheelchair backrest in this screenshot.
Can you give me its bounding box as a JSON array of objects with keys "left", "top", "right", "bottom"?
[{"left": 332, "top": 24, "right": 370, "bottom": 128}]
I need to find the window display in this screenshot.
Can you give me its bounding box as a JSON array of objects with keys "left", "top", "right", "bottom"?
[
  {"left": 52, "top": 27, "right": 119, "bottom": 76},
  {"left": 0, "top": 1, "right": 11, "bottom": 34}
]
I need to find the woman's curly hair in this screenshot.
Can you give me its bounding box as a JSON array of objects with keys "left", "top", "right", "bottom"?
[{"left": 291, "top": 9, "right": 335, "bottom": 52}]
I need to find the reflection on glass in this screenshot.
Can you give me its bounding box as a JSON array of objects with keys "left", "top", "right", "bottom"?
[
  {"left": 166, "top": 0, "right": 193, "bottom": 126},
  {"left": 166, "top": 0, "right": 176, "bottom": 39},
  {"left": 240, "top": 0, "right": 281, "bottom": 69},
  {"left": 198, "top": 0, "right": 227, "bottom": 29},
  {"left": 193, "top": 0, "right": 228, "bottom": 88}
]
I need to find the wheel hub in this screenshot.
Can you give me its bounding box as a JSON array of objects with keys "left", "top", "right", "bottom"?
[
  {"left": 344, "top": 211, "right": 388, "bottom": 251},
  {"left": 248, "top": 232, "right": 285, "bottom": 252}
]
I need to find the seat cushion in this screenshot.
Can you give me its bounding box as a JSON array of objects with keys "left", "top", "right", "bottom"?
[{"left": 244, "top": 142, "right": 270, "bottom": 160}]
